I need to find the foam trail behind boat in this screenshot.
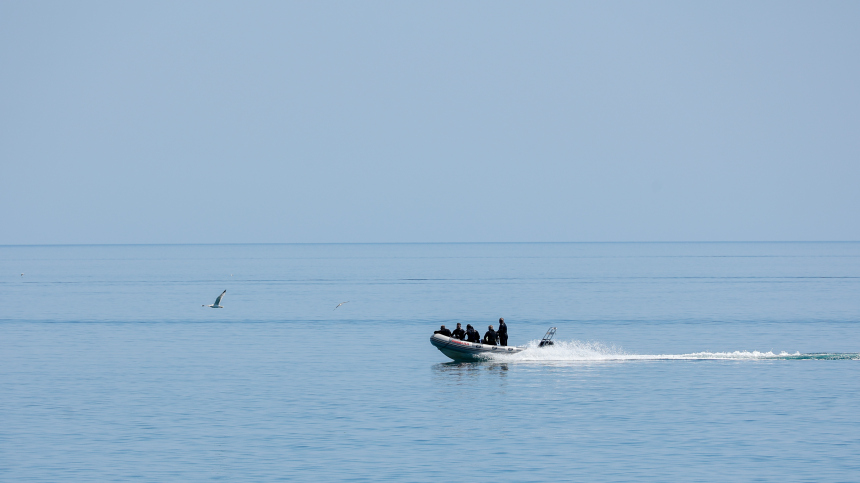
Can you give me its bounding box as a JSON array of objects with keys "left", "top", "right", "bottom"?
[{"left": 485, "top": 339, "right": 860, "bottom": 362}]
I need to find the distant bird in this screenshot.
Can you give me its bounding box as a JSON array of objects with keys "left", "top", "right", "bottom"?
[
  {"left": 204, "top": 290, "right": 227, "bottom": 308},
  {"left": 20, "top": 273, "right": 24, "bottom": 276},
  {"left": 334, "top": 301, "right": 349, "bottom": 310}
]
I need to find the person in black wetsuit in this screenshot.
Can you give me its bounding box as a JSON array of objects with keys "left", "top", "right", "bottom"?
[
  {"left": 465, "top": 324, "right": 480, "bottom": 343},
  {"left": 451, "top": 323, "right": 466, "bottom": 340},
  {"left": 497, "top": 318, "right": 508, "bottom": 346},
  {"left": 483, "top": 325, "right": 498, "bottom": 345},
  {"left": 434, "top": 325, "right": 452, "bottom": 337}
]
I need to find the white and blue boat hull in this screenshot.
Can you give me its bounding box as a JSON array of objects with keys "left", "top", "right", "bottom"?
[{"left": 430, "top": 334, "right": 524, "bottom": 362}]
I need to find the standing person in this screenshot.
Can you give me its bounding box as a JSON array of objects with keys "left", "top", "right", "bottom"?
[
  {"left": 451, "top": 323, "right": 466, "bottom": 340},
  {"left": 483, "top": 325, "right": 498, "bottom": 346},
  {"left": 497, "top": 318, "right": 508, "bottom": 346},
  {"left": 466, "top": 324, "right": 481, "bottom": 342}
]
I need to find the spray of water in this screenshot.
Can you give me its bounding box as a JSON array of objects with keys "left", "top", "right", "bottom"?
[{"left": 484, "top": 339, "right": 860, "bottom": 362}]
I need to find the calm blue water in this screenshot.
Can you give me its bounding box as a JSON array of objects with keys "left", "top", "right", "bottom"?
[{"left": 1, "top": 243, "right": 859, "bottom": 481}]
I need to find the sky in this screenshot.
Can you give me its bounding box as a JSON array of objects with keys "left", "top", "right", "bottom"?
[{"left": 1, "top": 1, "right": 858, "bottom": 244}]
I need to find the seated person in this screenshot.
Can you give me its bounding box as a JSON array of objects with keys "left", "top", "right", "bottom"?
[
  {"left": 451, "top": 323, "right": 466, "bottom": 340},
  {"left": 465, "top": 324, "right": 481, "bottom": 343},
  {"left": 483, "top": 325, "right": 498, "bottom": 345},
  {"left": 433, "top": 325, "right": 452, "bottom": 337}
]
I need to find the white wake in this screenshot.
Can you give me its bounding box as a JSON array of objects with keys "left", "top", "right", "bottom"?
[{"left": 484, "top": 340, "right": 858, "bottom": 362}]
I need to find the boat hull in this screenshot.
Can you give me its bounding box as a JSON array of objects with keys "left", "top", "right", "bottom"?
[{"left": 430, "top": 334, "right": 524, "bottom": 362}]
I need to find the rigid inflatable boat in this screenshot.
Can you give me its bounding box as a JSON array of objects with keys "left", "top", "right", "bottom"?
[{"left": 431, "top": 327, "right": 556, "bottom": 362}]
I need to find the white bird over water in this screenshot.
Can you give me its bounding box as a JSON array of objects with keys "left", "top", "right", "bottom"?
[
  {"left": 204, "top": 290, "right": 226, "bottom": 308},
  {"left": 334, "top": 301, "right": 349, "bottom": 310}
]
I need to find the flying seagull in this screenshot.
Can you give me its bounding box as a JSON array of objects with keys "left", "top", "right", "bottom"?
[
  {"left": 204, "top": 290, "right": 227, "bottom": 308},
  {"left": 334, "top": 301, "right": 349, "bottom": 310}
]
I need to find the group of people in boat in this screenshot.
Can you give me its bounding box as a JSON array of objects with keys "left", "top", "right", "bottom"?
[{"left": 434, "top": 318, "right": 509, "bottom": 346}]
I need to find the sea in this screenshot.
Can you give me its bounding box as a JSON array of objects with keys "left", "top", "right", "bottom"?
[{"left": 1, "top": 242, "right": 858, "bottom": 482}]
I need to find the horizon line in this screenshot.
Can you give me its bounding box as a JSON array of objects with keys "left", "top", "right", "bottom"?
[{"left": 1, "top": 241, "right": 859, "bottom": 247}]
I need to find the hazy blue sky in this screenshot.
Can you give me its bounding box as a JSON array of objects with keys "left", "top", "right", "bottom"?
[{"left": 2, "top": 1, "right": 858, "bottom": 243}]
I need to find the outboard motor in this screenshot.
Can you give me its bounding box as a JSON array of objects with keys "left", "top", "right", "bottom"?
[{"left": 538, "top": 327, "right": 557, "bottom": 347}]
